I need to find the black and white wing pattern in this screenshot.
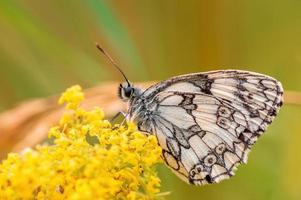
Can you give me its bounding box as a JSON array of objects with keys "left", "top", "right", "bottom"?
[{"left": 127, "top": 70, "right": 283, "bottom": 185}]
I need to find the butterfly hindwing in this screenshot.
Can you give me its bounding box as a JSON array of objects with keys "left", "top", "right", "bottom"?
[
  {"left": 151, "top": 91, "right": 250, "bottom": 185},
  {"left": 128, "top": 70, "right": 283, "bottom": 185}
]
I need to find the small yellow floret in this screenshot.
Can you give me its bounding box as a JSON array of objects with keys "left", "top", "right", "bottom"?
[
  {"left": 0, "top": 85, "right": 164, "bottom": 200},
  {"left": 58, "top": 85, "right": 84, "bottom": 110}
]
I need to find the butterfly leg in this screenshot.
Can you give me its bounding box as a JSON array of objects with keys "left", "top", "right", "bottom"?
[{"left": 120, "top": 112, "right": 130, "bottom": 126}]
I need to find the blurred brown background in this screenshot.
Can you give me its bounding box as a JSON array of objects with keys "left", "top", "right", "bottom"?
[{"left": 0, "top": 1, "right": 301, "bottom": 199}]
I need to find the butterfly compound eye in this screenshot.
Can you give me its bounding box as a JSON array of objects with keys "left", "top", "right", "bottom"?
[{"left": 123, "top": 86, "right": 133, "bottom": 98}]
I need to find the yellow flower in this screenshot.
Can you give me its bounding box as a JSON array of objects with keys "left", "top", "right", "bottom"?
[
  {"left": 0, "top": 85, "right": 164, "bottom": 200},
  {"left": 58, "top": 85, "right": 84, "bottom": 110}
]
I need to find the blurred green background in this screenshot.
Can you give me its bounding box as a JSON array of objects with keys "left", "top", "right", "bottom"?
[{"left": 0, "top": 0, "right": 301, "bottom": 199}]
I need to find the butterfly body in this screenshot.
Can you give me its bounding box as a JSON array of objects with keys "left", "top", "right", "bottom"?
[{"left": 118, "top": 70, "right": 283, "bottom": 185}]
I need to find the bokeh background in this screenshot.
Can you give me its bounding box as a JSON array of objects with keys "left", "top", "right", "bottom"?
[{"left": 0, "top": 1, "right": 301, "bottom": 199}]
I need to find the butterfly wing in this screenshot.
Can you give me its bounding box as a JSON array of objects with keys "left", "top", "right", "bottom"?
[{"left": 129, "top": 70, "right": 283, "bottom": 185}]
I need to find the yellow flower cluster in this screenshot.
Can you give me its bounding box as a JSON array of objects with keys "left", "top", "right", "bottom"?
[{"left": 0, "top": 85, "right": 163, "bottom": 200}]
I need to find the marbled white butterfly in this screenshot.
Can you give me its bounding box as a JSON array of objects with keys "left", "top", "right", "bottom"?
[{"left": 96, "top": 44, "right": 283, "bottom": 185}]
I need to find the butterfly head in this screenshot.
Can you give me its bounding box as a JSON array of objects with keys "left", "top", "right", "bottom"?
[
  {"left": 118, "top": 82, "right": 142, "bottom": 101},
  {"left": 94, "top": 43, "right": 142, "bottom": 102}
]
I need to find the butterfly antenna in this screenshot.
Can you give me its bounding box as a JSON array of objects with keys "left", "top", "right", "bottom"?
[{"left": 95, "top": 43, "right": 131, "bottom": 85}]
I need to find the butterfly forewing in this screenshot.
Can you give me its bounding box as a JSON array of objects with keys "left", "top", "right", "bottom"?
[{"left": 127, "top": 70, "right": 283, "bottom": 185}]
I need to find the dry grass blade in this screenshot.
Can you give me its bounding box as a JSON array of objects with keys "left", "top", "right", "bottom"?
[
  {"left": 0, "top": 81, "right": 299, "bottom": 159},
  {"left": 284, "top": 91, "right": 301, "bottom": 106},
  {"left": 0, "top": 82, "right": 153, "bottom": 159}
]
